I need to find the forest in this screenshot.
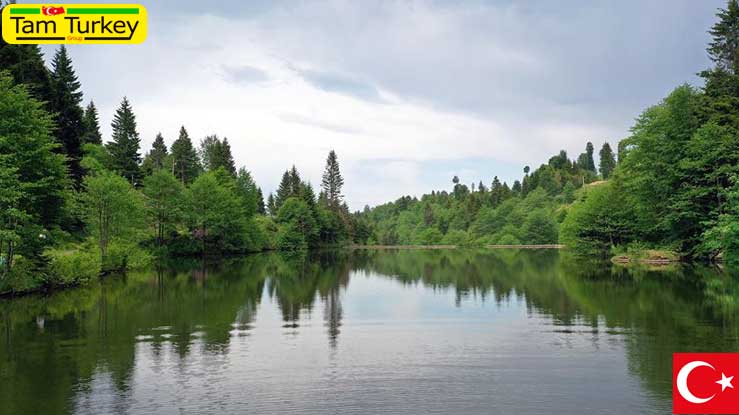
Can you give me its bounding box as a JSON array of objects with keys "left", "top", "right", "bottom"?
[{"left": 2, "top": 1, "right": 739, "bottom": 295}]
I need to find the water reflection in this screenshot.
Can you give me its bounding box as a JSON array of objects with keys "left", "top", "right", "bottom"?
[{"left": 0, "top": 249, "right": 737, "bottom": 414}]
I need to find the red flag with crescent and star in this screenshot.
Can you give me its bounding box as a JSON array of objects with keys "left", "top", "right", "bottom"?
[{"left": 674, "top": 353, "right": 738, "bottom": 414}]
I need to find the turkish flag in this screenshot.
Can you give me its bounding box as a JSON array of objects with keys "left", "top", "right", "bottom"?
[{"left": 674, "top": 353, "right": 739, "bottom": 414}]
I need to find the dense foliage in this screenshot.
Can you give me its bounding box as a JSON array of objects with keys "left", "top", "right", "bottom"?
[{"left": 3, "top": 1, "right": 739, "bottom": 294}]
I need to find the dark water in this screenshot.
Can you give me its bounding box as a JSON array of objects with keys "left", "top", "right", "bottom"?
[{"left": 1, "top": 249, "right": 738, "bottom": 414}]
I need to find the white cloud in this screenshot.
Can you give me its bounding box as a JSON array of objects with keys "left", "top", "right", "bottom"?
[{"left": 50, "top": 0, "right": 719, "bottom": 209}]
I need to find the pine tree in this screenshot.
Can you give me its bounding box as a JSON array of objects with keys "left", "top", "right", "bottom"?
[
  {"left": 289, "top": 165, "right": 301, "bottom": 194},
  {"left": 708, "top": 0, "right": 739, "bottom": 74},
  {"left": 107, "top": 97, "right": 142, "bottom": 184},
  {"left": 275, "top": 170, "right": 293, "bottom": 210},
  {"left": 256, "top": 187, "right": 266, "bottom": 214},
  {"left": 599, "top": 142, "right": 616, "bottom": 179},
  {"left": 141, "top": 133, "right": 168, "bottom": 176},
  {"left": 170, "top": 126, "right": 201, "bottom": 184},
  {"left": 321, "top": 150, "right": 345, "bottom": 208},
  {"left": 0, "top": 31, "right": 53, "bottom": 106},
  {"left": 267, "top": 193, "right": 276, "bottom": 216},
  {"left": 50, "top": 46, "right": 85, "bottom": 185},
  {"left": 81, "top": 100, "right": 102, "bottom": 145},
  {"left": 200, "top": 135, "right": 236, "bottom": 176},
  {"left": 585, "top": 142, "right": 595, "bottom": 171},
  {"left": 221, "top": 137, "right": 236, "bottom": 176}
]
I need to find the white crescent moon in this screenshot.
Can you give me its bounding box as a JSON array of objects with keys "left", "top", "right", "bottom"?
[{"left": 677, "top": 360, "right": 716, "bottom": 404}]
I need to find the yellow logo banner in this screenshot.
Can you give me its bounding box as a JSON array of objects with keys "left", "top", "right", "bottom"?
[{"left": 2, "top": 4, "right": 147, "bottom": 44}]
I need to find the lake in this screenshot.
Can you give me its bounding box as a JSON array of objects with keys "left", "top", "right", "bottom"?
[{"left": 0, "top": 249, "right": 737, "bottom": 414}]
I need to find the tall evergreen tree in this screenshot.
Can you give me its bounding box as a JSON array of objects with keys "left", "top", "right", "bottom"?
[
  {"left": 200, "top": 135, "right": 236, "bottom": 175},
  {"left": 321, "top": 150, "right": 345, "bottom": 208},
  {"left": 598, "top": 142, "right": 616, "bottom": 179},
  {"left": 275, "top": 170, "right": 293, "bottom": 210},
  {"left": 0, "top": 17, "right": 53, "bottom": 106},
  {"left": 107, "top": 97, "right": 142, "bottom": 184},
  {"left": 141, "top": 133, "right": 168, "bottom": 176},
  {"left": 80, "top": 100, "right": 102, "bottom": 145},
  {"left": 289, "top": 165, "right": 301, "bottom": 194},
  {"left": 700, "top": 0, "right": 739, "bottom": 131},
  {"left": 708, "top": 0, "right": 739, "bottom": 74},
  {"left": 49, "top": 46, "right": 85, "bottom": 185},
  {"left": 267, "top": 193, "right": 276, "bottom": 217},
  {"left": 256, "top": 187, "right": 266, "bottom": 214},
  {"left": 170, "top": 126, "right": 201, "bottom": 184}
]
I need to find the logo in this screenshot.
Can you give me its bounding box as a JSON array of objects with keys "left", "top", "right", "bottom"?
[
  {"left": 41, "top": 6, "right": 65, "bottom": 16},
  {"left": 1, "top": 4, "right": 147, "bottom": 44},
  {"left": 674, "top": 353, "right": 738, "bottom": 414}
]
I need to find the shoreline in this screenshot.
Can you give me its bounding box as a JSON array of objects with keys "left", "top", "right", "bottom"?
[{"left": 349, "top": 244, "right": 565, "bottom": 250}]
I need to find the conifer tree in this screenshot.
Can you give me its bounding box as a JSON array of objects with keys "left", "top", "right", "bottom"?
[
  {"left": 598, "top": 142, "right": 616, "bottom": 179},
  {"left": 321, "top": 150, "right": 344, "bottom": 208},
  {"left": 256, "top": 187, "right": 266, "bottom": 214},
  {"left": 107, "top": 97, "right": 142, "bottom": 184},
  {"left": 289, "top": 165, "right": 301, "bottom": 194},
  {"left": 0, "top": 33, "right": 53, "bottom": 106},
  {"left": 142, "top": 133, "right": 168, "bottom": 175},
  {"left": 50, "top": 46, "right": 85, "bottom": 185},
  {"left": 267, "top": 193, "right": 276, "bottom": 216},
  {"left": 275, "top": 170, "right": 293, "bottom": 210},
  {"left": 200, "top": 135, "right": 236, "bottom": 175},
  {"left": 707, "top": 0, "right": 739, "bottom": 74},
  {"left": 81, "top": 100, "right": 102, "bottom": 145},
  {"left": 170, "top": 126, "right": 201, "bottom": 184}
]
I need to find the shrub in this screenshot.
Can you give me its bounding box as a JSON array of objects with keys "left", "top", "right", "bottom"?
[
  {"left": 0, "top": 256, "right": 42, "bottom": 294},
  {"left": 277, "top": 222, "right": 307, "bottom": 251},
  {"left": 441, "top": 229, "right": 470, "bottom": 245},
  {"left": 497, "top": 234, "right": 521, "bottom": 245},
  {"left": 45, "top": 248, "right": 101, "bottom": 286},
  {"left": 416, "top": 228, "right": 443, "bottom": 245}
]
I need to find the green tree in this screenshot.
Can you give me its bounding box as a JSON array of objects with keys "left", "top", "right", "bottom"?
[
  {"left": 235, "top": 167, "right": 259, "bottom": 217},
  {"left": 522, "top": 209, "right": 558, "bottom": 244},
  {"left": 107, "top": 97, "right": 142, "bottom": 185},
  {"left": 0, "top": 159, "right": 26, "bottom": 278},
  {"left": 141, "top": 133, "right": 168, "bottom": 176},
  {"left": 560, "top": 182, "right": 637, "bottom": 255},
  {"left": 267, "top": 193, "right": 276, "bottom": 216},
  {"left": 142, "top": 169, "right": 183, "bottom": 246},
  {"left": 256, "top": 187, "right": 266, "bottom": 215},
  {"left": 200, "top": 135, "right": 236, "bottom": 176},
  {"left": 707, "top": 0, "right": 739, "bottom": 74},
  {"left": 80, "top": 100, "right": 102, "bottom": 145},
  {"left": 598, "top": 142, "right": 616, "bottom": 179},
  {"left": 170, "top": 126, "right": 201, "bottom": 184},
  {"left": 321, "top": 150, "right": 344, "bottom": 208},
  {"left": 0, "top": 73, "right": 69, "bottom": 233},
  {"left": 49, "top": 46, "right": 85, "bottom": 185},
  {"left": 276, "top": 197, "right": 318, "bottom": 247},
  {"left": 0, "top": 36, "right": 53, "bottom": 106},
  {"left": 82, "top": 170, "right": 145, "bottom": 261},
  {"left": 185, "top": 171, "right": 243, "bottom": 253}
]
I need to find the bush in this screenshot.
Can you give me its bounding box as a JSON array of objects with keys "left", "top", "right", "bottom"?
[
  {"left": 441, "top": 229, "right": 470, "bottom": 245},
  {"left": 102, "top": 241, "right": 151, "bottom": 272},
  {"left": 45, "top": 248, "right": 101, "bottom": 286},
  {"left": 277, "top": 222, "right": 307, "bottom": 251},
  {"left": 0, "top": 256, "right": 42, "bottom": 294},
  {"left": 416, "top": 228, "right": 443, "bottom": 245},
  {"left": 497, "top": 234, "right": 521, "bottom": 245}
]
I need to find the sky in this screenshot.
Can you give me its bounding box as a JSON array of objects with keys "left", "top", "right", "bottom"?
[{"left": 35, "top": 0, "right": 723, "bottom": 210}]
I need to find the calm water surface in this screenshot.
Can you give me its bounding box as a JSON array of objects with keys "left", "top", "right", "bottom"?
[{"left": 1, "top": 249, "right": 738, "bottom": 414}]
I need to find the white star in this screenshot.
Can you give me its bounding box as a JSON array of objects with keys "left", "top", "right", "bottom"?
[{"left": 716, "top": 372, "right": 734, "bottom": 392}]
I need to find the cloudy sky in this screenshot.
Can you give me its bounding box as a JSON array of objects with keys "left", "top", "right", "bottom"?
[{"left": 37, "top": 0, "right": 722, "bottom": 209}]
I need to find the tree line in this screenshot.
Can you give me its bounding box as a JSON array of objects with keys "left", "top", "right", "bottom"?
[
  {"left": 357, "top": 0, "right": 739, "bottom": 266},
  {"left": 0, "top": 34, "right": 359, "bottom": 294}
]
